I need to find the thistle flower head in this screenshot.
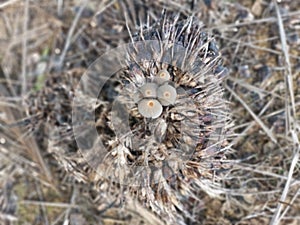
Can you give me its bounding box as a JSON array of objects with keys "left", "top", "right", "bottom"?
[{"left": 72, "top": 13, "right": 230, "bottom": 225}]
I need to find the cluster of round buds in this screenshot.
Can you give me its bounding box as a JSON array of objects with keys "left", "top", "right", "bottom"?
[{"left": 134, "top": 69, "right": 177, "bottom": 119}]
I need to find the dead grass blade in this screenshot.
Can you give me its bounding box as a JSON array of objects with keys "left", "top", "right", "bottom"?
[
  {"left": 21, "top": 0, "right": 29, "bottom": 98},
  {"left": 225, "top": 82, "right": 277, "bottom": 144},
  {"left": 269, "top": 1, "right": 300, "bottom": 224}
]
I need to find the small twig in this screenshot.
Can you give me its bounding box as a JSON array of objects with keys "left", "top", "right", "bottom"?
[
  {"left": 0, "top": 213, "right": 18, "bottom": 222},
  {"left": 51, "top": 210, "right": 66, "bottom": 225},
  {"left": 57, "top": 0, "right": 64, "bottom": 17},
  {"left": 270, "top": 145, "right": 300, "bottom": 225},
  {"left": 56, "top": 0, "right": 88, "bottom": 70},
  {"left": 278, "top": 188, "right": 300, "bottom": 221},
  {"left": 63, "top": 184, "right": 78, "bottom": 225},
  {"left": 225, "top": 83, "right": 277, "bottom": 143},
  {"left": 0, "top": 0, "right": 20, "bottom": 9},
  {"left": 269, "top": 2, "right": 300, "bottom": 224},
  {"left": 273, "top": 1, "right": 296, "bottom": 135},
  {"left": 35, "top": 180, "right": 49, "bottom": 225},
  {"left": 21, "top": 0, "right": 29, "bottom": 99},
  {"left": 20, "top": 200, "right": 80, "bottom": 209},
  {"left": 234, "top": 164, "right": 297, "bottom": 182}
]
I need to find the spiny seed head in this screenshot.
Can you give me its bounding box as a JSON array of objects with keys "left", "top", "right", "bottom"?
[
  {"left": 157, "top": 84, "right": 177, "bottom": 106},
  {"left": 138, "top": 98, "right": 163, "bottom": 119},
  {"left": 70, "top": 13, "right": 231, "bottom": 225}
]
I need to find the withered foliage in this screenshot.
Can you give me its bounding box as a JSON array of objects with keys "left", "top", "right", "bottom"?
[{"left": 0, "top": 0, "right": 299, "bottom": 224}]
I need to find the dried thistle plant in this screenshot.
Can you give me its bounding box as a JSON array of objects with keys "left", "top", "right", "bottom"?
[{"left": 71, "top": 13, "right": 231, "bottom": 224}]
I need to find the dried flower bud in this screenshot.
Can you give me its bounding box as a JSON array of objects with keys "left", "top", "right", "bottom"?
[{"left": 70, "top": 12, "right": 231, "bottom": 225}]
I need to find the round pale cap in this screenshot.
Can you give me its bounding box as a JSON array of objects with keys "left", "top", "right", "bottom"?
[
  {"left": 139, "top": 83, "right": 158, "bottom": 98},
  {"left": 157, "top": 84, "right": 177, "bottom": 106},
  {"left": 138, "top": 99, "right": 163, "bottom": 119}
]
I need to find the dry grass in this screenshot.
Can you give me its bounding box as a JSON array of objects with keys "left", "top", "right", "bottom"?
[{"left": 0, "top": 0, "right": 299, "bottom": 224}]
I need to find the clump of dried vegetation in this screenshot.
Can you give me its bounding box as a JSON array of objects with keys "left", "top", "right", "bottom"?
[{"left": 0, "top": 0, "right": 299, "bottom": 224}]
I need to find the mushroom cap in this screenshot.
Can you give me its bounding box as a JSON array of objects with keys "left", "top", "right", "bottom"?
[
  {"left": 157, "top": 69, "right": 170, "bottom": 81},
  {"left": 157, "top": 84, "right": 177, "bottom": 106},
  {"left": 139, "top": 83, "right": 158, "bottom": 98},
  {"left": 138, "top": 99, "right": 163, "bottom": 119}
]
